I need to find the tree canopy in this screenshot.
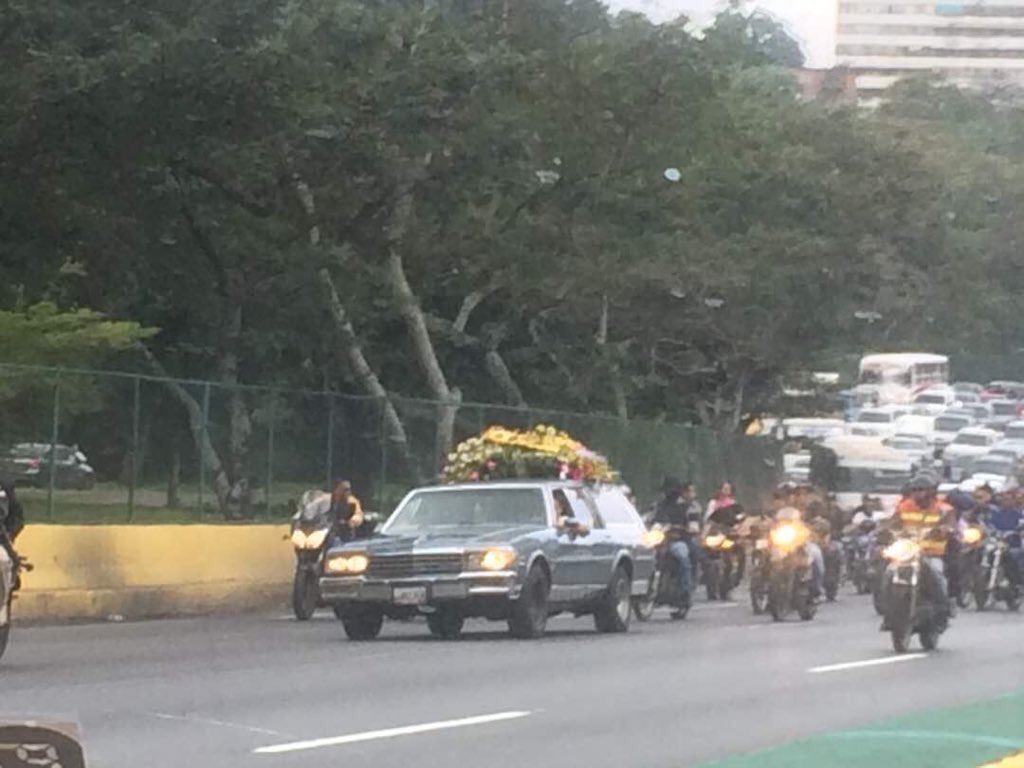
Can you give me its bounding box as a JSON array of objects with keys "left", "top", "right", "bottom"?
[{"left": 2, "top": 0, "right": 1022, "bottom": 506}]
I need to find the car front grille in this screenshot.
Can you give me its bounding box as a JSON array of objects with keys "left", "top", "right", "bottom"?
[{"left": 366, "top": 553, "right": 464, "bottom": 579}]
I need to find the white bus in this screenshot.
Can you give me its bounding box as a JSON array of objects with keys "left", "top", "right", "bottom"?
[{"left": 856, "top": 353, "right": 949, "bottom": 406}]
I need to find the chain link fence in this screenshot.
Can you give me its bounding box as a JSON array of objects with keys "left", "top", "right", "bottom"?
[{"left": 0, "top": 364, "right": 781, "bottom": 523}]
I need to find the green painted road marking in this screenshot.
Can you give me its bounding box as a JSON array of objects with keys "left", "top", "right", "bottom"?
[{"left": 703, "top": 690, "right": 1024, "bottom": 768}]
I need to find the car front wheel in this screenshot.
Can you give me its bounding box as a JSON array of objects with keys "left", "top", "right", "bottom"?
[
  {"left": 594, "top": 565, "right": 632, "bottom": 634},
  {"left": 340, "top": 607, "right": 384, "bottom": 640},
  {"left": 508, "top": 564, "right": 550, "bottom": 639}
]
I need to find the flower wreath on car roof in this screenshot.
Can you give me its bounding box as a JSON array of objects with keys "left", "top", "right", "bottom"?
[{"left": 442, "top": 425, "right": 618, "bottom": 484}]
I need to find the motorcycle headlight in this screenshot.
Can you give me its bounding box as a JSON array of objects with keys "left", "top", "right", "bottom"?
[
  {"left": 963, "top": 526, "right": 983, "bottom": 546},
  {"left": 642, "top": 529, "right": 666, "bottom": 548},
  {"left": 704, "top": 533, "right": 725, "bottom": 548},
  {"left": 467, "top": 548, "right": 517, "bottom": 572},
  {"left": 884, "top": 539, "right": 919, "bottom": 563},
  {"left": 325, "top": 553, "right": 370, "bottom": 575},
  {"left": 770, "top": 524, "right": 798, "bottom": 548},
  {"left": 290, "top": 530, "right": 307, "bottom": 548},
  {"left": 305, "top": 528, "right": 329, "bottom": 550}
]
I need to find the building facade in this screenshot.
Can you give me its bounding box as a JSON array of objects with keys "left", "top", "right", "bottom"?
[{"left": 836, "top": 2, "right": 1024, "bottom": 101}]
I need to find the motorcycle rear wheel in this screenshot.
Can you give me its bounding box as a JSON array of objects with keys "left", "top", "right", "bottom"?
[
  {"left": 705, "top": 560, "right": 722, "bottom": 602},
  {"left": 0, "top": 596, "right": 10, "bottom": 662},
  {"left": 919, "top": 626, "right": 939, "bottom": 651}
]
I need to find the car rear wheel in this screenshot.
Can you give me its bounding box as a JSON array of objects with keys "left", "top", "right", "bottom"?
[
  {"left": 340, "top": 607, "right": 384, "bottom": 640},
  {"left": 427, "top": 608, "right": 464, "bottom": 640},
  {"left": 594, "top": 565, "right": 632, "bottom": 634},
  {"left": 508, "top": 565, "right": 550, "bottom": 639}
]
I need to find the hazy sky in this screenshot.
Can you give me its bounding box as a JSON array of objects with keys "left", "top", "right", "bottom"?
[{"left": 605, "top": 0, "right": 838, "bottom": 68}]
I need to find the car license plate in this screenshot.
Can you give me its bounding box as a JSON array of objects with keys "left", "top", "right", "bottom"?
[{"left": 393, "top": 586, "right": 428, "bottom": 605}]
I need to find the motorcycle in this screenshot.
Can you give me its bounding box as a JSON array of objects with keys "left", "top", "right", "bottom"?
[
  {"left": 702, "top": 523, "right": 742, "bottom": 601},
  {"left": 0, "top": 530, "right": 31, "bottom": 663},
  {"left": 749, "top": 521, "right": 771, "bottom": 615},
  {"left": 971, "top": 528, "right": 1022, "bottom": 612},
  {"left": 765, "top": 519, "right": 816, "bottom": 622},
  {"left": 815, "top": 527, "right": 842, "bottom": 602},
  {"left": 634, "top": 526, "right": 691, "bottom": 621},
  {"left": 880, "top": 530, "right": 949, "bottom": 653},
  {"left": 954, "top": 523, "right": 987, "bottom": 610},
  {"left": 844, "top": 527, "right": 875, "bottom": 596},
  {"left": 870, "top": 529, "right": 894, "bottom": 615}
]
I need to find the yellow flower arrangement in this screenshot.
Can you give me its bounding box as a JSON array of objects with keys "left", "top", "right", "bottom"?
[{"left": 442, "top": 424, "right": 617, "bottom": 483}]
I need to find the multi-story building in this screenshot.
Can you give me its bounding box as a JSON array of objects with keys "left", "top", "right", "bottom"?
[{"left": 836, "top": 2, "right": 1024, "bottom": 102}]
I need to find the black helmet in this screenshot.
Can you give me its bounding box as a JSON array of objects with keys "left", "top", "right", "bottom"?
[
  {"left": 905, "top": 474, "right": 938, "bottom": 493},
  {"left": 662, "top": 476, "right": 684, "bottom": 496}
]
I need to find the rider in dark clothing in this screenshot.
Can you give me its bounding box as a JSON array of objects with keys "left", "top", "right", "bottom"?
[
  {"left": 0, "top": 482, "right": 26, "bottom": 589},
  {"left": 652, "top": 478, "right": 693, "bottom": 614}
]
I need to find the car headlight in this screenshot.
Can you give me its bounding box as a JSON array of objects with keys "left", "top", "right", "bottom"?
[
  {"left": 290, "top": 530, "right": 307, "bottom": 548},
  {"left": 884, "top": 539, "right": 920, "bottom": 563},
  {"left": 325, "top": 553, "right": 370, "bottom": 574},
  {"left": 467, "top": 548, "right": 517, "bottom": 572},
  {"left": 305, "top": 528, "right": 329, "bottom": 550},
  {"left": 642, "top": 529, "right": 666, "bottom": 548}
]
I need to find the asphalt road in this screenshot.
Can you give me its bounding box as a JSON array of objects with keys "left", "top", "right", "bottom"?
[{"left": 3, "top": 591, "right": 1024, "bottom": 768}]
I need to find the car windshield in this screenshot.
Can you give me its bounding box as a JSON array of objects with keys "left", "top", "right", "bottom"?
[
  {"left": 891, "top": 438, "right": 924, "bottom": 450},
  {"left": 936, "top": 417, "right": 970, "bottom": 432},
  {"left": 993, "top": 402, "right": 1018, "bottom": 416},
  {"left": 915, "top": 394, "right": 946, "bottom": 405},
  {"left": 954, "top": 433, "right": 991, "bottom": 447},
  {"left": 836, "top": 467, "right": 913, "bottom": 494},
  {"left": 385, "top": 488, "right": 548, "bottom": 533},
  {"left": 1006, "top": 426, "right": 1024, "bottom": 440},
  {"left": 973, "top": 459, "right": 1013, "bottom": 476},
  {"left": 857, "top": 412, "right": 891, "bottom": 424}
]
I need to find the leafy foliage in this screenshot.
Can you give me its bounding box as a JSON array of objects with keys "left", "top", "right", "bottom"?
[{"left": 0, "top": 0, "right": 1020, "bottom": 441}]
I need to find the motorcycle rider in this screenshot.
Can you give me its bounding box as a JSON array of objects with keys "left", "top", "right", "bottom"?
[
  {"left": 329, "top": 480, "right": 365, "bottom": 544},
  {"left": 0, "top": 482, "right": 26, "bottom": 595},
  {"left": 773, "top": 500, "right": 824, "bottom": 599},
  {"left": 882, "top": 474, "right": 956, "bottom": 626},
  {"left": 652, "top": 477, "right": 693, "bottom": 615},
  {"left": 978, "top": 489, "right": 1024, "bottom": 587}
]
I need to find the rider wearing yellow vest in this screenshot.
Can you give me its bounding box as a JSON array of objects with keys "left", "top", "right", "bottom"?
[{"left": 884, "top": 474, "right": 956, "bottom": 624}]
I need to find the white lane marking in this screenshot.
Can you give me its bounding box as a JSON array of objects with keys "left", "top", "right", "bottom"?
[
  {"left": 808, "top": 653, "right": 927, "bottom": 674},
  {"left": 253, "top": 710, "right": 532, "bottom": 754},
  {"left": 148, "top": 711, "right": 287, "bottom": 737}
]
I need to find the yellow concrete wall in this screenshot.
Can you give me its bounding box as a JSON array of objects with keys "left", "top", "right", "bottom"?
[{"left": 13, "top": 525, "right": 294, "bottom": 621}]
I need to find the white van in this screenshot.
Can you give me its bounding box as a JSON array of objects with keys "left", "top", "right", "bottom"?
[{"left": 911, "top": 388, "right": 957, "bottom": 416}]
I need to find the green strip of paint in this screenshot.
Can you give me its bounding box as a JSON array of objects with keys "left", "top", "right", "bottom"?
[{"left": 703, "top": 691, "right": 1024, "bottom": 768}]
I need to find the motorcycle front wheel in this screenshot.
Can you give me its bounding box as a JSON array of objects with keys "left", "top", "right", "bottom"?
[
  {"left": 292, "top": 568, "right": 319, "bottom": 621},
  {"left": 768, "top": 569, "right": 794, "bottom": 622},
  {"left": 633, "top": 572, "right": 658, "bottom": 621},
  {"left": 973, "top": 568, "right": 991, "bottom": 612},
  {"left": 705, "top": 559, "right": 722, "bottom": 601},
  {"left": 886, "top": 584, "right": 914, "bottom": 654}
]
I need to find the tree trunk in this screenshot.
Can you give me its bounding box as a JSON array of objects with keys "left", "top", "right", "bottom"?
[
  {"left": 597, "top": 294, "right": 629, "bottom": 419},
  {"left": 318, "top": 268, "right": 420, "bottom": 482},
  {"left": 385, "top": 204, "right": 460, "bottom": 459}
]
